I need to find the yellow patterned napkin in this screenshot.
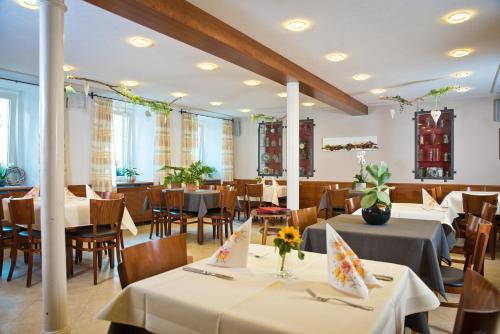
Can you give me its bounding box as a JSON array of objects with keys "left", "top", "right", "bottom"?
[
  {"left": 208, "top": 218, "right": 252, "bottom": 268},
  {"left": 23, "top": 186, "right": 39, "bottom": 199},
  {"left": 85, "top": 184, "right": 101, "bottom": 199},
  {"left": 422, "top": 189, "right": 439, "bottom": 210},
  {"left": 327, "top": 224, "right": 381, "bottom": 298}
]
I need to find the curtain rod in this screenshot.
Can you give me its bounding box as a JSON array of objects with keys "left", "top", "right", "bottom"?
[
  {"left": 179, "top": 109, "right": 233, "bottom": 122},
  {"left": 0, "top": 76, "right": 38, "bottom": 86}
]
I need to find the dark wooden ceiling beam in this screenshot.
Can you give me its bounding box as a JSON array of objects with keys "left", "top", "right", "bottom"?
[{"left": 83, "top": 0, "right": 368, "bottom": 115}]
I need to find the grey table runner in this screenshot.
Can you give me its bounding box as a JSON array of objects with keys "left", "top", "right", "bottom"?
[{"left": 302, "top": 214, "right": 452, "bottom": 296}]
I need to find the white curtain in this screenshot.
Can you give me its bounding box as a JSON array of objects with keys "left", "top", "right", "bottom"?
[
  {"left": 153, "top": 113, "right": 171, "bottom": 185},
  {"left": 181, "top": 113, "right": 199, "bottom": 167},
  {"left": 221, "top": 120, "right": 234, "bottom": 181}
]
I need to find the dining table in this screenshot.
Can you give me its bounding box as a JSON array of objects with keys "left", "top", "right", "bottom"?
[
  {"left": 2, "top": 196, "right": 138, "bottom": 235},
  {"left": 257, "top": 184, "right": 288, "bottom": 206},
  {"left": 98, "top": 244, "right": 439, "bottom": 334},
  {"left": 301, "top": 214, "right": 452, "bottom": 297},
  {"left": 440, "top": 190, "right": 500, "bottom": 218}
]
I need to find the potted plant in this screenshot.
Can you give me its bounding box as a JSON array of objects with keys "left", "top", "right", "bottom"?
[
  {"left": 184, "top": 161, "right": 216, "bottom": 191},
  {"left": 352, "top": 151, "right": 367, "bottom": 191},
  {"left": 124, "top": 167, "right": 139, "bottom": 183},
  {"left": 0, "top": 164, "right": 7, "bottom": 187},
  {"left": 162, "top": 166, "right": 185, "bottom": 188},
  {"left": 255, "top": 176, "right": 262, "bottom": 183},
  {"left": 360, "top": 162, "right": 394, "bottom": 225}
]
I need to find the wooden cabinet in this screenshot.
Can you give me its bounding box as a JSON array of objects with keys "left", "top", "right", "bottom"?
[{"left": 414, "top": 108, "right": 455, "bottom": 181}]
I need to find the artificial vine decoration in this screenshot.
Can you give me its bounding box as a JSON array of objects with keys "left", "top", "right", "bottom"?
[
  {"left": 66, "top": 75, "right": 180, "bottom": 116},
  {"left": 379, "top": 85, "right": 458, "bottom": 112},
  {"left": 250, "top": 113, "right": 286, "bottom": 122}
]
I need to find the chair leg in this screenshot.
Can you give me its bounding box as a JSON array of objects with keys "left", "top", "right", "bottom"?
[
  {"left": 97, "top": 243, "right": 103, "bottom": 270},
  {"left": 261, "top": 218, "right": 269, "bottom": 245},
  {"left": 224, "top": 221, "right": 229, "bottom": 238},
  {"left": 109, "top": 245, "right": 114, "bottom": 269},
  {"left": 119, "top": 231, "right": 124, "bottom": 249},
  {"left": 229, "top": 219, "right": 234, "bottom": 235},
  {"left": 92, "top": 242, "right": 97, "bottom": 285},
  {"left": 27, "top": 246, "right": 33, "bottom": 288},
  {"left": 218, "top": 223, "right": 223, "bottom": 246},
  {"left": 489, "top": 229, "right": 496, "bottom": 260},
  {"left": 149, "top": 217, "right": 154, "bottom": 239},
  {"left": 7, "top": 241, "right": 18, "bottom": 281},
  {"left": 115, "top": 240, "right": 121, "bottom": 264},
  {"left": 212, "top": 222, "right": 216, "bottom": 239}
]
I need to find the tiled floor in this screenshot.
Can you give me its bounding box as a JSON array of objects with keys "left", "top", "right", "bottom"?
[{"left": 0, "top": 219, "right": 499, "bottom": 334}]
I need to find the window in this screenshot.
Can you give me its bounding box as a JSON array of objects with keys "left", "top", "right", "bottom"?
[
  {"left": 198, "top": 116, "right": 223, "bottom": 179},
  {"left": 0, "top": 95, "right": 14, "bottom": 166},
  {"left": 112, "top": 103, "right": 130, "bottom": 176}
]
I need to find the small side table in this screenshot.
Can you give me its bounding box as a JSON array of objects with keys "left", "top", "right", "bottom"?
[{"left": 251, "top": 209, "right": 291, "bottom": 245}]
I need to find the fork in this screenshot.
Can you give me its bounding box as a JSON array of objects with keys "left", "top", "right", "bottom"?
[
  {"left": 249, "top": 252, "right": 270, "bottom": 258},
  {"left": 306, "top": 289, "right": 374, "bottom": 311}
]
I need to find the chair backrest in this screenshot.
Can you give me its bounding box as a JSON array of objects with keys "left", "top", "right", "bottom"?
[
  {"left": 452, "top": 269, "right": 500, "bottom": 334},
  {"left": 164, "top": 189, "right": 185, "bottom": 213},
  {"left": 463, "top": 215, "right": 486, "bottom": 267},
  {"left": 329, "top": 184, "right": 340, "bottom": 190},
  {"left": 469, "top": 221, "right": 492, "bottom": 274},
  {"left": 200, "top": 184, "right": 216, "bottom": 190},
  {"left": 425, "top": 187, "right": 438, "bottom": 202},
  {"left": 235, "top": 183, "right": 246, "bottom": 197},
  {"left": 8, "top": 197, "right": 36, "bottom": 240},
  {"left": 462, "top": 193, "right": 498, "bottom": 217},
  {"left": 90, "top": 198, "right": 125, "bottom": 234},
  {"left": 147, "top": 186, "right": 165, "bottom": 209},
  {"left": 290, "top": 206, "right": 318, "bottom": 235},
  {"left": 96, "top": 191, "right": 125, "bottom": 201},
  {"left": 220, "top": 189, "right": 237, "bottom": 218},
  {"left": 118, "top": 234, "right": 188, "bottom": 288},
  {"left": 480, "top": 202, "right": 497, "bottom": 224},
  {"left": 326, "top": 189, "right": 350, "bottom": 210},
  {"left": 246, "top": 183, "right": 263, "bottom": 198},
  {"left": 344, "top": 196, "right": 361, "bottom": 214},
  {"left": 435, "top": 186, "right": 444, "bottom": 203}
]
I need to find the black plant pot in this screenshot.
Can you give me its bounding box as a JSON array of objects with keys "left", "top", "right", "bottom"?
[{"left": 362, "top": 206, "right": 391, "bottom": 225}]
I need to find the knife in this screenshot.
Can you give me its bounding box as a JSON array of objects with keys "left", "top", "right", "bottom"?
[
  {"left": 374, "top": 274, "right": 394, "bottom": 281},
  {"left": 183, "top": 267, "right": 234, "bottom": 280}
]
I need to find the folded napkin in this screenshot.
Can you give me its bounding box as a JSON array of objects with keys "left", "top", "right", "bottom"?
[
  {"left": 327, "top": 224, "right": 381, "bottom": 298},
  {"left": 23, "top": 187, "right": 39, "bottom": 199},
  {"left": 85, "top": 184, "right": 101, "bottom": 199},
  {"left": 208, "top": 218, "right": 252, "bottom": 268},
  {"left": 64, "top": 187, "right": 77, "bottom": 198},
  {"left": 271, "top": 177, "right": 279, "bottom": 187},
  {"left": 422, "top": 189, "right": 439, "bottom": 210}
]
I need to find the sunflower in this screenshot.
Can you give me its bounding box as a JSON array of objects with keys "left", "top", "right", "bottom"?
[{"left": 278, "top": 226, "right": 301, "bottom": 245}]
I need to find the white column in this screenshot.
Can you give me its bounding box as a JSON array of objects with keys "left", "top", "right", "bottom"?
[
  {"left": 286, "top": 80, "right": 300, "bottom": 210},
  {"left": 39, "top": 1, "right": 70, "bottom": 333}
]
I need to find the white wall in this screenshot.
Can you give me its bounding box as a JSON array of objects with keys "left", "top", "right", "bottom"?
[{"left": 234, "top": 95, "right": 500, "bottom": 185}]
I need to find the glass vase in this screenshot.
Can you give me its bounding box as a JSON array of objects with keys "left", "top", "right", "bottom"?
[{"left": 276, "top": 253, "right": 293, "bottom": 279}]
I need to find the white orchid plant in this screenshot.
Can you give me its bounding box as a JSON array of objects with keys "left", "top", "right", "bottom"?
[{"left": 352, "top": 151, "right": 368, "bottom": 188}]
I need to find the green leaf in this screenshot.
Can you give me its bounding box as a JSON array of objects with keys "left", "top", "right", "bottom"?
[
  {"left": 378, "top": 171, "right": 391, "bottom": 187},
  {"left": 365, "top": 164, "right": 378, "bottom": 182},
  {"left": 378, "top": 162, "right": 388, "bottom": 177},
  {"left": 361, "top": 192, "right": 377, "bottom": 208},
  {"left": 377, "top": 191, "right": 391, "bottom": 206}
]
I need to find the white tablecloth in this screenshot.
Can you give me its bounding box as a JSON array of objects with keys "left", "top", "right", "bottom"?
[
  {"left": 240, "top": 185, "right": 287, "bottom": 206},
  {"left": 440, "top": 191, "right": 500, "bottom": 227},
  {"left": 2, "top": 197, "right": 137, "bottom": 235},
  {"left": 97, "top": 244, "right": 439, "bottom": 334},
  {"left": 353, "top": 202, "right": 455, "bottom": 230}
]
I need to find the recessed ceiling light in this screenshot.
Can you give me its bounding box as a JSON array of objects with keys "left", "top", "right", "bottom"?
[
  {"left": 352, "top": 73, "right": 371, "bottom": 81},
  {"left": 63, "top": 64, "right": 74, "bottom": 72},
  {"left": 302, "top": 102, "right": 315, "bottom": 107},
  {"left": 325, "top": 53, "right": 348, "bottom": 62},
  {"left": 448, "top": 48, "right": 472, "bottom": 58},
  {"left": 171, "top": 92, "right": 188, "bottom": 98},
  {"left": 455, "top": 86, "right": 471, "bottom": 93},
  {"left": 446, "top": 11, "right": 472, "bottom": 24},
  {"left": 283, "top": 19, "right": 311, "bottom": 32},
  {"left": 239, "top": 108, "right": 251, "bottom": 113},
  {"left": 121, "top": 80, "right": 139, "bottom": 87},
  {"left": 243, "top": 79, "right": 261, "bottom": 86},
  {"left": 17, "top": 0, "right": 37, "bottom": 9},
  {"left": 197, "top": 62, "right": 219, "bottom": 71},
  {"left": 452, "top": 71, "right": 472, "bottom": 78},
  {"left": 370, "top": 88, "right": 386, "bottom": 95},
  {"left": 209, "top": 101, "right": 223, "bottom": 106},
  {"left": 128, "top": 36, "right": 154, "bottom": 48},
  {"left": 277, "top": 92, "right": 287, "bottom": 98}
]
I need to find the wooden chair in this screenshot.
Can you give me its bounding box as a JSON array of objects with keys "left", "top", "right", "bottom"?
[
  {"left": 246, "top": 184, "right": 264, "bottom": 217},
  {"left": 435, "top": 186, "right": 444, "bottom": 204},
  {"left": 7, "top": 198, "right": 41, "bottom": 287},
  {"left": 329, "top": 184, "right": 340, "bottom": 190},
  {"left": 147, "top": 186, "right": 167, "bottom": 239},
  {"left": 459, "top": 193, "right": 498, "bottom": 239},
  {"left": 204, "top": 189, "right": 237, "bottom": 245},
  {"left": 234, "top": 182, "right": 247, "bottom": 220},
  {"left": 200, "top": 184, "right": 216, "bottom": 190},
  {"left": 344, "top": 196, "right": 361, "bottom": 214},
  {"left": 478, "top": 202, "right": 498, "bottom": 260},
  {"left": 424, "top": 187, "right": 438, "bottom": 202},
  {"left": 440, "top": 217, "right": 492, "bottom": 307},
  {"left": 326, "top": 189, "right": 349, "bottom": 218},
  {"left": 163, "top": 189, "right": 197, "bottom": 235},
  {"left": 95, "top": 192, "right": 126, "bottom": 249},
  {"left": 452, "top": 269, "right": 500, "bottom": 334},
  {"left": 0, "top": 195, "right": 18, "bottom": 279},
  {"left": 290, "top": 206, "right": 318, "bottom": 235},
  {"left": 66, "top": 198, "right": 125, "bottom": 285},
  {"left": 117, "top": 234, "right": 188, "bottom": 289}
]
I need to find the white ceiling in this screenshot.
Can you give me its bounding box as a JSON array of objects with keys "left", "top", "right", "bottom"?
[{"left": 1, "top": 0, "right": 499, "bottom": 117}]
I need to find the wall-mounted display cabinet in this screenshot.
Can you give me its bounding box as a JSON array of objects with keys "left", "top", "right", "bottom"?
[
  {"left": 299, "top": 118, "right": 315, "bottom": 178},
  {"left": 258, "top": 122, "right": 283, "bottom": 176},
  {"left": 414, "top": 107, "right": 455, "bottom": 181}
]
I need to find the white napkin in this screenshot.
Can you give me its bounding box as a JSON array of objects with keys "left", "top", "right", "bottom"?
[
  {"left": 85, "top": 184, "right": 101, "bottom": 199},
  {"left": 326, "top": 224, "right": 381, "bottom": 298},
  {"left": 64, "top": 187, "right": 77, "bottom": 198},
  {"left": 272, "top": 177, "right": 279, "bottom": 187},
  {"left": 422, "top": 189, "right": 439, "bottom": 210},
  {"left": 208, "top": 218, "right": 252, "bottom": 268},
  {"left": 23, "top": 186, "right": 39, "bottom": 199}
]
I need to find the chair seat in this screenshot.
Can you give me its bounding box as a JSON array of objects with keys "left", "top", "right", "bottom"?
[
  {"left": 152, "top": 207, "right": 166, "bottom": 214},
  {"left": 205, "top": 210, "right": 231, "bottom": 219},
  {"left": 19, "top": 230, "right": 42, "bottom": 239},
  {"left": 67, "top": 226, "right": 117, "bottom": 239},
  {"left": 168, "top": 210, "right": 197, "bottom": 218},
  {"left": 441, "top": 266, "right": 465, "bottom": 287}
]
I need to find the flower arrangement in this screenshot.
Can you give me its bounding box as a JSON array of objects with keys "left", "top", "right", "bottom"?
[
  {"left": 352, "top": 151, "right": 367, "bottom": 190},
  {"left": 322, "top": 140, "right": 378, "bottom": 151},
  {"left": 361, "top": 162, "right": 393, "bottom": 209},
  {"left": 273, "top": 226, "right": 305, "bottom": 277}
]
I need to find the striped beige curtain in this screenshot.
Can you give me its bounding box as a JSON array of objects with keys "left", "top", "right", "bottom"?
[
  {"left": 221, "top": 120, "right": 234, "bottom": 181},
  {"left": 90, "top": 97, "right": 116, "bottom": 192},
  {"left": 181, "top": 113, "right": 199, "bottom": 167},
  {"left": 153, "top": 113, "right": 171, "bottom": 185}
]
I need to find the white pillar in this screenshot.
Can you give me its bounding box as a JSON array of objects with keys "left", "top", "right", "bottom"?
[
  {"left": 39, "top": 1, "right": 70, "bottom": 333},
  {"left": 286, "top": 80, "right": 300, "bottom": 210}
]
